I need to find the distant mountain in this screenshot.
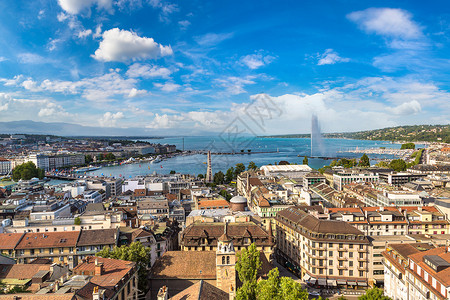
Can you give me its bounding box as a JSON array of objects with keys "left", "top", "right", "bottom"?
[
  {"left": 263, "top": 124, "right": 450, "bottom": 143},
  {"left": 0, "top": 120, "right": 211, "bottom": 137}
]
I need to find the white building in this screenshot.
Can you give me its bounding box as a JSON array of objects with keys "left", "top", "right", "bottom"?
[
  {"left": 260, "top": 164, "right": 312, "bottom": 178},
  {"left": 0, "top": 157, "right": 11, "bottom": 175},
  {"left": 333, "top": 171, "right": 379, "bottom": 191}
]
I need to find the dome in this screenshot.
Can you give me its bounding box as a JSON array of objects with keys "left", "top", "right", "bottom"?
[{"left": 230, "top": 196, "right": 247, "bottom": 204}]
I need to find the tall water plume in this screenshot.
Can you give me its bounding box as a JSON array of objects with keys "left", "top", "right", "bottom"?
[{"left": 311, "top": 114, "right": 325, "bottom": 157}]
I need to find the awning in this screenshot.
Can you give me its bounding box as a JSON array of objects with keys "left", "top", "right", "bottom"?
[
  {"left": 303, "top": 274, "right": 311, "bottom": 281},
  {"left": 327, "top": 279, "right": 337, "bottom": 286},
  {"left": 317, "top": 278, "right": 327, "bottom": 286},
  {"left": 357, "top": 281, "right": 368, "bottom": 286},
  {"left": 348, "top": 281, "right": 357, "bottom": 285},
  {"left": 337, "top": 280, "right": 347, "bottom": 285},
  {"left": 308, "top": 277, "right": 317, "bottom": 284}
]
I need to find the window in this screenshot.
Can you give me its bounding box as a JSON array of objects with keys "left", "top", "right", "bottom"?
[
  {"left": 227, "top": 256, "right": 230, "bottom": 264},
  {"left": 329, "top": 260, "right": 333, "bottom": 266},
  {"left": 329, "top": 251, "right": 333, "bottom": 256},
  {"left": 222, "top": 256, "right": 225, "bottom": 264},
  {"left": 349, "top": 270, "right": 353, "bottom": 276},
  {"left": 349, "top": 252, "right": 353, "bottom": 258},
  {"left": 329, "top": 269, "right": 333, "bottom": 275},
  {"left": 359, "top": 271, "right": 364, "bottom": 277},
  {"left": 49, "top": 248, "right": 54, "bottom": 254},
  {"left": 339, "top": 270, "right": 343, "bottom": 276}
]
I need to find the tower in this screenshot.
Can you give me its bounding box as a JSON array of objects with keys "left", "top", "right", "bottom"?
[
  {"left": 216, "top": 222, "right": 236, "bottom": 299},
  {"left": 206, "top": 151, "right": 212, "bottom": 183}
]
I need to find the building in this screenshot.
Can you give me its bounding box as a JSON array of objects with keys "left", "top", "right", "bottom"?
[
  {"left": 0, "top": 157, "right": 11, "bottom": 175},
  {"left": 206, "top": 151, "right": 212, "bottom": 183},
  {"left": 180, "top": 221, "right": 274, "bottom": 262},
  {"left": 260, "top": 164, "right": 312, "bottom": 179},
  {"left": 378, "top": 172, "right": 427, "bottom": 186},
  {"left": 384, "top": 245, "right": 450, "bottom": 300},
  {"left": 333, "top": 170, "right": 379, "bottom": 191},
  {"left": 276, "top": 206, "right": 371, "bottom": 288},
  {"left": 137, "top": 197, "right": 169, "bottom": 219},
  {"left": 72, "top": 256, "right": 138, "bottom": 300},
  {"left": 382, "top": 242, "right": 435, "bottom": 300},
  {"left": 303, "top": 172, "right": 326, "bottom": 189}
]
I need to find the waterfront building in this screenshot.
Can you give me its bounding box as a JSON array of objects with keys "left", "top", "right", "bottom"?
[
  {"left": 260, "top": 164, "right": 312, "bottom": 179},
  {"left": 275, "top": 206, "right": 371, "bottom": 288}
]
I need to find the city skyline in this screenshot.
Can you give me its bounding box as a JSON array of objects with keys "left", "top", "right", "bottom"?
[{"left": 0, "top": 0, "right": 449, "bottom": 135}]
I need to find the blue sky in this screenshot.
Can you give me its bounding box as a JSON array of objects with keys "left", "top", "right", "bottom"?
[{"left": 0, "top": 0, "right": 449, "bottom": 135}]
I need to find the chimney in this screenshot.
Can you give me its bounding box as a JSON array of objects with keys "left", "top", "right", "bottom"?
[
  {"left": 92, "top": 286, "right": 105, "bottom": 300},
  {"left": 54, "top": 281, "right": 60, "bottom": 291},
  {"left": 95, "top": 260, "right": 104, "bottom": 276},
  {"left": 157, "top": 286, "right": 168, "bottom": 300}
]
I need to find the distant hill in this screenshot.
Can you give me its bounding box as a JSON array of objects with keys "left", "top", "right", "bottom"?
[{"left": 263, "top": 124, "right": 450, "bottom": 143}]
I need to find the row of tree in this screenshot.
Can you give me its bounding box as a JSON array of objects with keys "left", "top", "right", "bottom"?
[{"left": 12, "top": 162, "right": 45, "bottom": 181}]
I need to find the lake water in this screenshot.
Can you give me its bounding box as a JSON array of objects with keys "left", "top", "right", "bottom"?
[{"left": 85, "top": 137, "right": 415, "bottom": 178}]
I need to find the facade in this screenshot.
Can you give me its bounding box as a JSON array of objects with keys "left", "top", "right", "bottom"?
[
  {"left": 276, "top": 206, "right": 371, "bottom": 288},
  {"left": 0, "top": 157, "right": 11, "bottom": 175},
  {"left": 378, "top": 172, "right": 427, "bottom": 186},
  {"left": 333, "top": 171, "right": 379, "bottom": 191},
  {"left": 303, "top": 172, "right": 326, "bottom": 189},
  {"left": 260, "top": 164, "right": 312, "bottom": 178}
]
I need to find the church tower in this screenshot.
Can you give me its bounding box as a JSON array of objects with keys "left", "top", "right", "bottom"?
[{"left": 216, "top": 222, "right": 236, "bottom": 299}]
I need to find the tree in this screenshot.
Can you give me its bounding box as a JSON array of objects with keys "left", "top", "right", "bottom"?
[
  {"left": 225, "top": 167, "right": 234, "bottom": 183},
  {"left": 359, "top": 154, "right": 370, "bottom": 167},
  {"left": 12, "top": 162, "right": 45, "bottom": 181},
  {"left": 400, "top": 142, "right": 415, "bottom": 150},
  {"left": 197, "top": 173, "right": 204, "bottom": 179},
  {"left": 214, "top": 171, "right": 225, "bottom": 185},
  {"left": 278, "top": 161, "right": 290, "bottom": 165},
  {"left": 105, "top": 153, "right": 116, "bottom": 160},
  {"left": 302, "top": 156, "right": 308, "bottom": 165},
  {"left": 389, "top": 159, "right": 407, "bottom": 172},
  {"left": 256, "top": 268, "right": 309, "bottom": 300},
  {"left": 96, "top": 242, "right": 151, "bottom": 292},
  {"left": 85, "top": 155, "right": 93, "bottom": 164},
  {"left": 74, "top": 217, "right": 81, "bottom": 225},
  {"left": 375, "top": 161, "right": 389, "bottom": 168},
  {"left": 358, "top": 287, "right": 391, "bottom": 300},
  {"left": 219, "top": 189, "right": 232, "bottom": 201},
  {"left": 236, "top": 243, "right": 261, "bottom": 300},
  {"left": 170, "top": 170, "right": 176, "bottom": 174},
  {"left": 248, "top": 161, "right": 258, "bottom": 171},
  {"left": 235, "top": 163, "right": 246, "bottom": 178}
]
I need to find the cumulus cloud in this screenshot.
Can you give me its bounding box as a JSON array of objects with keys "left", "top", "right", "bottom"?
[
  {"left": 92, "top": 28, "right": 173, "bottom": 62},
  {"left": 154, "top": 82, "right": 181, "bottom": 92},
  {"left": 241, "top": 53, "right": 275, "bottom": 69},
  {"left": 388, "top": 100, "right": 422, "bottom": 115},
  {"left": 99, "top": 111, "right": 124, "bottom": 127},
  {"left": 317, "top": 49, "right": 350, "bottom": 65},
  {"left": 126, "top": 63, "right": 172, "bottom": 78},
  {"left": 347, "top": 8, "right": 422, "bottom": 39},
  {"left": 127, "top": 88, "right": 147, "bottom": 98},
  {"left": 57, "top": 0, "right": 113, "bottom": 14}
]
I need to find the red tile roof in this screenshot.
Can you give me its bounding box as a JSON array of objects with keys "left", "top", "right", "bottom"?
[
  {"left": 0, "top": 233, "right": 24, "bottom": 250},
  {"left": 16, "top": 231, "right": 80, "bottom": 249}
]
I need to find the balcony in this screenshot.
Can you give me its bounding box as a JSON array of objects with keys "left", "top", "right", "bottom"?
[
  {"left": 337, "top": 265, "right": 347, "bottom": 270},
  {"left": 357, "top": 248, "right": 366, "bottom": 252},
  {"left": 337, "top": 256, "right": 347, "bottom": 260}
]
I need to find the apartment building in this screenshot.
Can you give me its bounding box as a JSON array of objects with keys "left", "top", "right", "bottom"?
[
  {"left": 0, "top": 157, "right": 11, "bottom": 175},
  {"left": 275, "top": 206, "right": 371, "bottom": 289},
  {"left": 378, "top": 171, "right": 427, "bottom": 186},
  {"left": 384, "top": 245, "right": 450, "bottom": 300},
  {"left": 328, "top": 206, "right": 449, "bottom": 236},
  {"left": 333, "top": 171, "right": 379, "bottom": 191}
]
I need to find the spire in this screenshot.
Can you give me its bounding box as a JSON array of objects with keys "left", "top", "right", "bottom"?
[{"left": 218, "top": 222, "right": 231, "bottom": 242}]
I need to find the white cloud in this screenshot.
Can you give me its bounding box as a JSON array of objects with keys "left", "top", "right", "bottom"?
[
  {"left": 93, "top": 24, "right": 102, "bottom": 38},
  {"left": 22, "top": 79, "right": 41, "bottom": 92},
  {"left": 1, "top": 75, "right": 23, "bottom": 86},
  {"left": 241, "top": 53, "right": 275, "bottom": 69},
  {"left": 78, "top": 29, "right": 92, "bottom": 39},
  {"left": 347, "top": 8, "right": 422, "bottom": 39},
  {"left": 126, "top": 63, "right": 172, "bottom": 78},
  {"left": 194, "top": 32, "right": 233, "bottom": 46},
  {"left": 17, "top": 53, "right": 52, "bottom": 64},
  {"left": 154, "top": 82, "right": 181, "bottom": 92},
  {"left": 38, "top": 10, "right": 45, "bottom": 19},
  {"left": 57, "top": 0, "right": 114, "bottom": 14},
  {"left": 0, "top": 57, "right": 6, "bottom": 62},
  {"left": 92, "top": 28, "right": 173, "bottom": 62},
  {"left": 127, "top": 88, "right": 147, "bottom": 98},
  {"left": 149, "top": 0, "right": 178, "bottom": 22},
  {"left": 99, "top": 111, "right": 124, "bottom": 127},
  {"left": 388, "top": 100, "right": 422, "bottom": 115},
  {"left": 215, "top": 76, "right": 257, "bottom": 95},
  {"left": 178, "top": 20, "right": 190, "bottom": 30},
  {"left": 317, "top": 49, "right": 350, "bottom": 65}
]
